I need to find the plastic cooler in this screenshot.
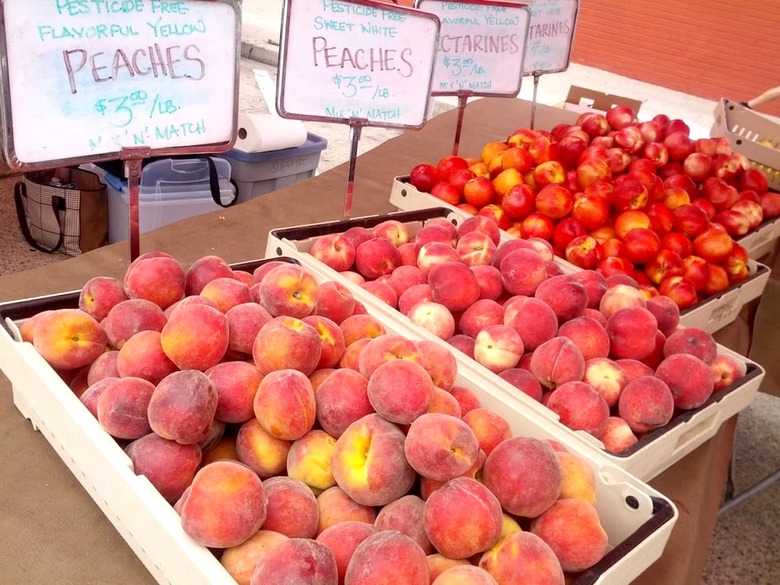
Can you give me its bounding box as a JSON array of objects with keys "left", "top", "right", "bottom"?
[
  {"left": 0, "top": 257, "right": 677, "bottom": 585},
  {"left": 224, "top": 133, "right": 327, "bottom": 204},
  {"left": 106, "top": 157, "right": 236, "bottom": 243},
  {"left": 388, "top": 178, "right": 771, "bottom": 334},
  {"left": 265, "top": 208, "right": 766, "bottom": 481}
]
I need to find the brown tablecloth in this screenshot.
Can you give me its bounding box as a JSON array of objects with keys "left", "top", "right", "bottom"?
[{"left": 0, "top": 97, "right": 738, "bottom": 584}]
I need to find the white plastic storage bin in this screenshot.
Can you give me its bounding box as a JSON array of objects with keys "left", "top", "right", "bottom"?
[
  {"left": 106, "top": 157, "right": 237, "bottom": 243},
  {"left": 225, "top": 133, "right": 328, "bottom": 204}
]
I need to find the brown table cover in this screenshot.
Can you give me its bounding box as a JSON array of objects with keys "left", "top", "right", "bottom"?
[{"left": 0, "top": 97, "right": 740, "bottom": 584}]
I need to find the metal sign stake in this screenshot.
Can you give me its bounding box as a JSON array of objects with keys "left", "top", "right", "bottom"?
[
  {"left": 343, "top": 119, "right": 367, "bottom": 219},
  {"left": 452, "top": 90, "right": 473, "bottom": 156},
  {"left": 529, "top": 71, "right": 542, "bottom": 130},
  {"left": 121, "top": 147, "right": 152, "bottom": 261}
]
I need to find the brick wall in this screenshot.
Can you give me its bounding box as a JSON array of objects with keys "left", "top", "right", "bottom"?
[{"left": 570, "top": 0, "right": 780, "bottom": 118}]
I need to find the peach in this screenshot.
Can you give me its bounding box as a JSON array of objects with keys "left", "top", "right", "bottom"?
[
  {"left": 482, "top": 436, "right": 562, "bottom": 518},
  {"left": 164, "top": 294, "right": 219, "bottom": 318},
  {"left": 339, "top": 313, "right": 386, "bottom": 347},
  {"left": 221, "top": 530, "right": 289, "bottom": 585},
  {"left": 79, "top": 276, "right": 128, "bottom": 321},
  {"left": 287, "top": 429, "right": 337, "bottom": 492},
  {"left": 254, "top": 369, "right": 316, "bottom": 441},
  {"left": 618, "top": 375, "right": 675, "bottom": 434},
  {"left": 302, "top": 314, "right": 347, "bottom": 370},
  {"left": 398, "top": 283, "right": 435, "bottom": 315},
  {"left": 342, "top": 226, "right": 375, "bottom": 249},
  {"left": 80, "top": 376, "right": 117, "bottom": 418},
  {"left": 124, "top": 252, "right": 186, "bottom": 310},
  {"left": 249, "top": 537, "right": 338, "bottom": 585},
  {"left": 498, "top": 248, "right": 547, "bottom": 297},
  {"left": 373, "top": 218, "right": 410, "bottom": 246},
  {"left": 357, "top": 333, "right": 421, "bottom": 379},
  {"left": 470, "top": 263, "right": 504, "bottom": 301},
  {"left": 570, "top": 270, "right": 607, "bottom": 310},
  {"left": 415, "top": 339, "right": 458, "bottom": 392},
  {"left": 427, "top": 387, "right": 462, "bottom": 417},
  {"left": 534, "top": 274, "right": 588, "bottom": 323},
  {"left": 18, "top": 309, "right": 53, "bottom": 344},
  {"left": 474, "top": 324, "right": 524, "bottom": 373},
  {"left": 419, "top": 449, "right": 487, "bottom": 501},
  {"left": 96, "top": 376, "right": 155, "bottom": 439},
  {"left": 86, "top": 350, "right": 120, "bottom": 385},
  {"left": 582, "top": 357, "right": 628, "bottom": 408},
  {"left": 497, "top": 368, "right": 544, "bottom": 402},
  {"left": 503, "top": 296, "right": 558, "bottom": 351},
  {"left": 252, "top": 315, "right": 322, "bottom": 376},
  {"left": 645, "top": 294, "right": 681, "bottom": 336},
  {"left": 31, "top": 308, "right": 108, "bottom": 370},
  {"left": 199, "top": 276, "right": 252, "bottom": 314},
  {"left": 125, "top": 433, "right": 201, "bottom": 504},
  {"left": 616, "top": 358, "right": 655, "bottom": 381},
  {"left": 160, "top": 302, "right": 228, "bottom": 371},
  {"left": 315, "top": 369, "right": 373, "bottom": 438},
  {"left": 405, "top": 413, "right": 480, "bottom": 481},
  {"left": 479, "top": 530, "right": 564, "bottom": 585},
  {"left": 459, "top": 299, "right": 505, "bottom": 339},
  {"left": 449, "top": 385, "right": 482, "bottom": 415},
  {"left": 344, "top": 530, "right": 429, "bottom": 585},
  {"left": 557, "top": 316, "right": 610, "bottom": 361},
  {"left": 375, "top": 495, "right": 433, "bottom": 554},
  {"left": 339, "top": 337, "right": 371, "bottom": 371},
  {"left": 427, "top": 555, "right": 471, "bottom": 581},
  {"left": 185, "top": 255, "right": 235, "bottom": 296},
  {"left": 314, "top": 280, "right": 356, "bottom": 325},
  {"left": 429, "top": 261, "right": 482, "bottom": 313},
  {"left": 606, "top": 306, "right": 658, "bottom": 360},
  {"left": 259, "top": 263, "right": 320, "bottom": 318},
  {"left": 148, "top": 369, "right": 218, "bottom": 445},
  {"left": 367, "top": 359, "right": 434, "bottom": 424},
  {"left": 198, "top": 419, "right": 225, "bottom": 453},
  {"left": 710, "top": 353, "right": 747, "bottom": 392},
  {"left": 599, "top": 282, "right": 646, "bottom": 319},
  {"left": 456, "top": 230, "right": 497, "bottom": 266},
  {"left": 206, "top": 361, "right": 263, "bottom": 424},
  {"left": 433, "top": 566, "right": 498, "bottom": 584},
  {"left": 202, "top": 435, "right": 239, "bottom": 465},
  {"left": 555, "top": 450, "right": 597, "bottom": 504},
  {"left": 224, "top": 302, "right": 272, "bottom": 358},
  {"left": 663, "top": 326, "right": 718, "bottom": 364},
  {"left": 417, "top": 241, "right": 461, "bottom": 279},
  {"left": 310, "top": 233, "right": 357, "bottom": 272},
  {"left": 235, "top": 418, "right": 292, "bottom": 478},
  {"left": 546, "top": 380, "right": 610, "bottom": 437},
  {"left": 424, "top": 476, "right": 503, "bottom": 559},
  {"left": 316, "top": 487, "right": 377, "bottom": 534},
  {"left": 386, "top": 264, "right": 428, "bottom": 297},
  {"left": 102, "top": 298, "right": 168, "bottom": 350},
  {"left": 447, "top": 334, "right": 475, "bottom": 359},
  {"left": 115, "top": 330, "right": 178, "bottom": 384},
  {"left": 530, "top": 498, "right": 608, "bottom": 573},
  {"left": 261, "top": 476, "right": 320, "bottom": 538},
  {"left": 408, "top": 300, "right": 457, "bottom": 340},
  {"left": 529, "top": 336, "right": 586, "bottom": 390},
  {"left": 462, "top": 408, "right": 512, "bottom": 456},
  {"left": 599, "top": 416, "right": 639, "bottom": 454},
  {"left": 355, "top": 237, "right": 402, "bottom": 280},
  {"left": 316, "top": 521, "right": 379, "bottom": 583},
  {"left": 361, "top": 279, "right": 398, "bottom": 308},
  {"left": 331, "top": 413, "right": 416, "bottom": 507},
  {"left": 655, "top": 353, "right": 715, "bottom": 409}
]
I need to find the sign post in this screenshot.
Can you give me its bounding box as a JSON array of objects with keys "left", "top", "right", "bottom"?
[
  {"left": 276, "top": 0, "right": 440, "bottom": 218},
  {"left": 0, "top": 0, "right": 241, "bottom": 260},
  {"left": 419, "top": 0, "right": 530, "bottom": 155},
  {"left": 523, "top": 0, "right": 579, "bottom": 128}
]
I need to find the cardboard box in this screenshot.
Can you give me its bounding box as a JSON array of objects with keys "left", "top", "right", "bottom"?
[
  {"left": 0, "top": 256, "right": 677, "bottom": 585},
  {"left": 564, "top": 85, "right": 644, "bottom": 116}
]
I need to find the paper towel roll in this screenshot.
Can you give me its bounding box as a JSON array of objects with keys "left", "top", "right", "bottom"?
[{"left": 234, "top": 112, "right": 309, "bottom": 153}]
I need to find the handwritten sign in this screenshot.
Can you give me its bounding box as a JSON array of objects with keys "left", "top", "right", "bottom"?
[
  {"left": 0, "top": 0, "right": 240, "bottom": 169},
  {"left": 418, "top": 0, "right": 530, "bottom": 97},
  {"left": 523, "top": 0, "right": 578, "bottom": 75},
  {"left": 277, "top": 0, "right": 440, "bottom": 129}
]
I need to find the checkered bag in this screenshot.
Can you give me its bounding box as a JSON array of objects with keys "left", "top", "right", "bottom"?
[{"left": 14, "top": 167, "right": 108, "bottom": 255}]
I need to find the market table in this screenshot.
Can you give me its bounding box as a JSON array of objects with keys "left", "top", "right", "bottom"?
[{"left": 0, "top": 97, "right": 746, "bottom": 584}]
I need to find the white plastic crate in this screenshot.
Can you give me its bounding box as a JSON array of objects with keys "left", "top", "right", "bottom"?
[
  {"left": 0, "top": 258, "right": 676, "bottom": 585},
  {"left": 389, "top": 176, "right": 771, "bottom": 334},
  {"left": 266, "top": 209, "right": 766, "bottom": 481}
]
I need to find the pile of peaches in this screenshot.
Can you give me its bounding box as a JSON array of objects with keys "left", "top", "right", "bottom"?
[
  {"left": 20, "top": 252, "right": 627, "bottom": 584},
  {"left": 405, "top": 105, "right": 780, "bottom": 308},
  {"left": 306, "top": 214, "right": 748, "bottom": 454}
]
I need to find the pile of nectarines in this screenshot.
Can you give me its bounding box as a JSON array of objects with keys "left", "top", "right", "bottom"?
[
  {"left": 405, "top": 105, "right": 779, "bottom": 308},
  {"left": 305, "top": 214, "right": 750, "bottom": 454},
  {"left": 20, "top": 252, "right": 624, "bottom": 584}
]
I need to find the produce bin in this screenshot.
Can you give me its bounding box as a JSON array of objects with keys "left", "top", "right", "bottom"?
[
  {"left": 266, "top": 208, "right": 766, "bottom": 481},
  {"left": 106, "top": 157, "right": 237, "bottom": 244},
  {"left": 224, "top": 133, "right": 327, "bottom": 204},
  {"left": 389, "top": 176, "right": 771, "bottom": 334},
  {"left": 0, "top": 257, "right": 677, "bottom": 585}
]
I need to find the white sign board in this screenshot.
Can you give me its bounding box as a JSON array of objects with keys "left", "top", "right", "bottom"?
[
  {"left": 523, "top": 0, "right": 578, "bottom": 75},
  {"left": 418, "top": 0, "right": 530, "bottom": 97},
  {"left": 277, "top": 0, "right": 440, "bottom": 129},
  {"left": 0, "top": 0, "right": 240, "bottom": 169}
]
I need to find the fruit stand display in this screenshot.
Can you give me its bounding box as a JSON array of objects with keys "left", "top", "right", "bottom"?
[
  {"left": 266, "top": 207, "right": 765, "bottom": 481},
  {"left": 0, "top": 255, "right": 678, "bottom": 585}
]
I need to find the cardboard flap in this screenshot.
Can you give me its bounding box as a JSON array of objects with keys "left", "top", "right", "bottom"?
[{"left": 565, "top": 85, "right": 643, "bottom": 116}]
